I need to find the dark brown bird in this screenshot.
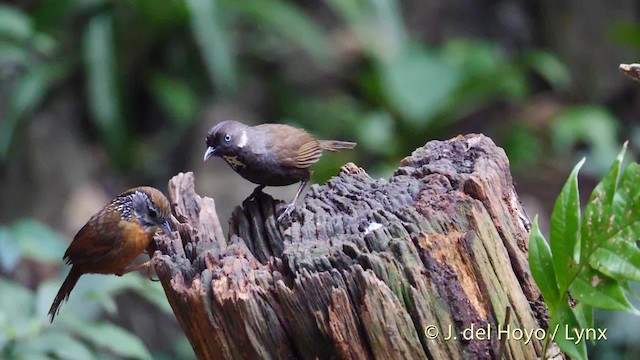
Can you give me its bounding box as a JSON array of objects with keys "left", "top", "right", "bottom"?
[
  {"left": 204, "top": 120, "right": 356, "bottom": 219},
  {"left": 48, "top": 186, "right": 172, "bottom": 322}
]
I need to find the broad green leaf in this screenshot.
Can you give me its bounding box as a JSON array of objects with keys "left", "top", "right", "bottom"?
[
  {"left": 44, "top": 275, "right": 110, "bottom": 320},
  {"left": 368, "top": 0, "right": 407, "bottom": 56},
  {"left": 548, "top": 302, "right": 587, "bottom": 360},
  {"left": 0, "top": 40, "right": 32, "bottom": 64},
  {"left": 570, "top": 268, "right": 639, "bottom": 313},
  {"left": 549, "top": 158, "right": 584, "bottom": 290},
  {"left": 123, "top": 276, "right": 173, "bottom": 314},
  {"left": 83, "top": 13, "right": 129, "bottom": 167},
  {"left": 379, "top": 44, "right": 459, "bottom": 123},
  {"left": 0, "top": 62, "right": 71, "bottom": 159},
  {"left": 502, "top": 122, "right": 543, "bottom": 171},
  {"left": 528, "top": 216, "right": 559, "bottom": 311},
  {"left": 19, "top": 332, "right": 95, "bottom": 360},
  {"left": 583, "top": 163, "right": 640, "bottom": 258},
  {"left": 441, "top": 39, "right": 529, "bottom": 104},
  {"left": 589, "top": 239, "right": 640, "bottom": 282},
  {"left": 581, "top": 142, "right": 626, "bottom": 248},
  {"left": 584, "top": 142, "right": 628, "bottom": 214},
  {"left": 3, "top": 349, "right": 50, "bottom": 360},
  {"left": 231, "top": 0, "right": 335, "bottom": 65},
  {"left": 0, "top": 227, "right": 21, "bottom": 271},
  {"left": 442, "top": 40, "right": 503, "bottom": 78},
  {"left": 147, "top": 72, "right": 198, "bottom": 125},
  {"left": 522, "top": 50, "right": 570, "bottom": 90},
  {"left": 325, "top": 0, "right": 368, "bottom": 47},
  {"left": 11, "top": 219, "right": 68, "bottom": 263},
  {"left": 186, "top": 0, "right": 236, "bottom": 93},
  {"left": 572, "top": 301, "right": 593, "bottom": 330},
  {"left": 64, "top": 320, "right": 153, "bottom": 360},
  {"left": 326, "top": 0, "right": 406, "bottom": 59},
  {"left": 550, "top": 106, "right": 619, "bottom": 174},
  {"left": 0, "top": 5, "right": 32, "bottom": 41},
  {"left": 0, "top": 279, "right": 35, "bottom": 326}
]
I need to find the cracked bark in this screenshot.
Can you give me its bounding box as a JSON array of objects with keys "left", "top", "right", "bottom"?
[{"left": 149, "top": 134, "right": 554, "bottom": 360}]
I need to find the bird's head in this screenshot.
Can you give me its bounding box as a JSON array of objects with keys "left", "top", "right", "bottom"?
[
  {"left": 204, "top": 120, "right": 250, "bottom": 161},
  {"left": 129, "top": 187, "right": 172, "bottom": 237}
]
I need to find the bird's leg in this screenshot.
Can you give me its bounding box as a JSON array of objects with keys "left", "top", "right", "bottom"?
[
  {"left": 116, "top": 255, "right": 160, "bottom": 282},
  {"left": 248, "top": 185, "right": 266, "bottom": 201},
  {"left": 277, "top": 179, "right": 308, "bottom": 221}
]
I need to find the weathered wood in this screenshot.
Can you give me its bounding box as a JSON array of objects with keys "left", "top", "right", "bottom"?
[{"left": 149, "top": 134, "right": 552, "bottom": 360}]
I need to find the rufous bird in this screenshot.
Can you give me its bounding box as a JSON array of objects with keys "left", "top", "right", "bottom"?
[
  {"left": 203, "top": 120, "right": 356, "bottom": 219},
  {"left": 48, "top": 186, "right": 172, "bottom": 322}
]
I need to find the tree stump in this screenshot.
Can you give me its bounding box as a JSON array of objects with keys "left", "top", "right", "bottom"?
[{"left": 149, "top": 134, "right": 550, "bottom": 360}]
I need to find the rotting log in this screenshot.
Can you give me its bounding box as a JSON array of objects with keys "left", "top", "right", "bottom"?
[{"left": 148, "top": 134, "right": 557, "bottom": 360}]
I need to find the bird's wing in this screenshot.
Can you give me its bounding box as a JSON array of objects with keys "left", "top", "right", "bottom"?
[
  {"left": 63, "top": 207, "right": 126, "bottom": 266},
  {"left": 259, "top": 124, "right": 323, "bottom": 169}
]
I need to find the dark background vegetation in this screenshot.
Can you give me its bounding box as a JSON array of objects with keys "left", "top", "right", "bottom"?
[{"left": 1, "top": 0, "right": 639, "bottom": 358}]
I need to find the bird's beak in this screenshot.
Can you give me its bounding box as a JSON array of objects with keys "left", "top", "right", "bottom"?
[
  {"left": 203, "top": 146, "right": 217, "bottom": 161},
  {"left": 159, "top": 221, "right": 172, "bottom": 237}
]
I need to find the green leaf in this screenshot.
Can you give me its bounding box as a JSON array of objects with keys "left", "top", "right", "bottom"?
[
  {"left": 83, "top": 13, "right": 129, "bottom": 168},
  {"left": 231, "top": 0, "right": 335, "bottom": 65},
  {"left": 186, "top": 0, "right": 236, "bottom": 93},
  {"left": 584, "top": 142, "right": 626, "bottom": 211},
  {"left": 0, "top": 279, "right": 35, "bottom": 326},
  {"left": 522, "top": 50, "right": 570, "bottom": 90},
  {"left": 549, "top": 302, "right": 587, "bottom": 360},
  {"left": 589, "top": 239, "right": 640, "bottom": 282},
  {"left": 550, "top": 106, "right": 619, "bottom": 174},
  {"left": 64, "top": 320, "right": 152, "bottom": 360},
  {"left": 0, "top": 5, "right": 32, "bottom": 41},
  {"left": 0, "top": 61, "right": 71, "bottom": 159},
  {"left": 528, "top": 216, "right": 559, "bottom": 312},
  {"left": 0, "top": 40, "right": 32, "bottom": 64},
  {"left": 379, "top": 44, "right": 459, "bottom": 123},
  {"left": 570, "top": 268, "right": 639, "bottom": 313},
  {"left": 0, "top": 226, "right": 21, "bottom": 271},
  {"left": 327, "top": 0, "right": 406, "bottom": 59},
  {"left": 572, "top": 301, "right": 593, "bottom": 329},
  {"left": 147, "top": 72, "right": 198, "bottom": 125},
  {"left": 11, "top": 219, "right": 68, "bottom": 263},
  {"left": 19, "top": 332, "right": 95, "bottom": 360},
  {"left": 549, "top": 158, "right": 584, "bottom": 290},
  {"left": 582, "top": 162, "right": 640, "bottom": 260}
]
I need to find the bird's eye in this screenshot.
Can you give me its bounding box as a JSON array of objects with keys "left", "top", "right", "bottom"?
[
  {"left": 224, "top": 134, "right": 232, "bottom": 142},
  {"left": 148, "top": 209, "right": 158, "bottom": 218}
]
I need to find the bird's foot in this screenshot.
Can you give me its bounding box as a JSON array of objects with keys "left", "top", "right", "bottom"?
[
  {"left": 248, "top": 185, "right": 266, "bottom": 201},
  {"left": 116, "top": 256, "right": 160, "bottom": 282},
  {"left": 277, "top": 202, "right": 296, "bottom": 222}
]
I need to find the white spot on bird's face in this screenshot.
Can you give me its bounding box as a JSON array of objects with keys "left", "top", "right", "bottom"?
[{"left": 237, "top": 130, "right": 248, "bottom": 148}]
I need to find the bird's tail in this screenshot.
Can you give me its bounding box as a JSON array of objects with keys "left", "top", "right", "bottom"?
[
  {"left": 319, "top": 140, "right": 357, "bottom": 152},
  {"left": 48, "top": 268, "right": 81, "bottom": 322}
]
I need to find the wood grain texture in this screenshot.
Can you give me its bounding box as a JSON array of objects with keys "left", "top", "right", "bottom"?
[{"left": 149, "top": 134, "right": 557, "bottom": 360}]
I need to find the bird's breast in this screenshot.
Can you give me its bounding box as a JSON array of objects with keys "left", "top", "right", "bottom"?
[
  {"left": 222, "top": 155, "right": 247, "bottom": 171},
  {"left": 107, "top": 221, "right": 154, "bottom": 272},
  {"left": 222, "top": 149, "right": 308, "bottom": 186}
]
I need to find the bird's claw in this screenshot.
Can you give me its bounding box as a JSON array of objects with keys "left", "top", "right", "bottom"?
[
  {"left": 116, "top": 255, "right": 160, "bottom": 281},
  {"left": 277, "top": 203, "right": 296, "bottom": 222},
  {"left": 248, "top": 185, "right": 266, "bottom": 201}
]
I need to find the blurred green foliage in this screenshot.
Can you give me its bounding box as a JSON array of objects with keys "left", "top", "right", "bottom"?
[
  {"left": 1, "top": 0, "right": 615, "bottom": 181},
  {"left": 0, "top": 0, "right": 634, "bottom": 358},
  {"left": 0, "top": 220, "right": 188, "bottom": 359}
]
